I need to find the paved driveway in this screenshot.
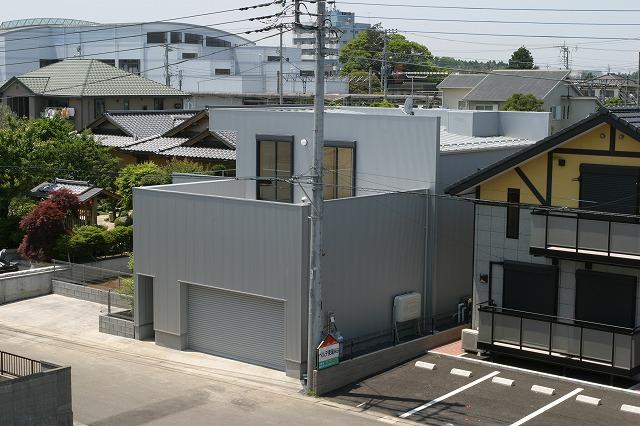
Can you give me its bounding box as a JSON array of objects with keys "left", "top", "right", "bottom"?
[
  {"left": 0, "top": 295, "right": 391, "bottom": 426},
  {"left": 328, "top": 352, "right": 640, "bottom": 425}
]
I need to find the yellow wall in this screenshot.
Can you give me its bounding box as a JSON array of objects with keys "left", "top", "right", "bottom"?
[{"left": 478, "top": 123, "right": 640, "bottom": 207}]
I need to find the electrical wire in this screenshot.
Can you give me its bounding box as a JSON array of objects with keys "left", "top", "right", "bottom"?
[{"left": 338, "top": 1, "right": 640, "bottom": 13}]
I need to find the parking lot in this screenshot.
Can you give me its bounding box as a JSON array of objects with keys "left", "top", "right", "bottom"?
[{"left": 328, "top": 352, "right": 640, "bottom": 425}]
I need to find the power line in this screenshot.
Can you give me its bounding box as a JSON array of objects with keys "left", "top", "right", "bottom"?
[
  {"left": 355, "top": 15, "right": 640, "bottom": 27},
  {"left": 339, "top": 1, "right": 640, "bottom": 13},
  {"left": 398, "top": 29, "right": 640, "bottom": 42}
]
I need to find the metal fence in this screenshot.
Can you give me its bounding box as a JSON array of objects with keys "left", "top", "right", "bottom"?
[
  {"left": 52, "top": 260, "right": 132, "bottom": 290},
  {"left": 339, "top": 310, "right": 467, "bottom": 362},
  {"left": 0, "top": 350, "right": 42, "bottom": 378}
]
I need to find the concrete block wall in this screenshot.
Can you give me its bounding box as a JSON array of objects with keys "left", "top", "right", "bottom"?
[
  {"left": 52, "top": 280, "right": 130, "bottom": 309},
  {"left": 0, "top": 366, "right": 73, "bottom": 426},
  {"left": 0, "top": 266, "right": 55, "bottom": 304},
  {"left": 99, "top": 314, "right": 135, "bottom": 338}
]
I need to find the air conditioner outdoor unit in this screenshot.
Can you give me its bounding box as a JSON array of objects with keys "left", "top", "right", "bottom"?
[{"left": 393, "top": 292, "right": 421, "bottom": 323}]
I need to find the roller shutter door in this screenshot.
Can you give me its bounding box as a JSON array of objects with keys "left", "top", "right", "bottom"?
[
  {"left": 187, "top": 285, "right": 286, "bottom": 371},
  {"left": 579, "top": 164, "right": 640, "bottom": 214},
  {"left": 575, "top": 269, "right": 637, "bottom": 328},
  {"left": 502, "top": 261, "right": 558, "bottom": 316}
]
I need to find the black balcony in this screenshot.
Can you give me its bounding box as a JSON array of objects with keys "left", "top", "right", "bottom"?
[
  {"left": 530, "top": 209, "right": 640, "bottom": 267},
  {"left": 477, "top": 303, "right": 640, "bottom": 377}
]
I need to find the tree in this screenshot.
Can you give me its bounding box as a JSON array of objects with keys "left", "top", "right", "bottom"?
[
  {"left": 503, "top": 93, "right": 544, "bottom": 111},
  {"left": 339, "top": 24, "right": 433, "bottom": 77},
  {"left": 115, "top": 162, "right": 165, "bottom": 210},
  {"left": 348, "top": 70, "right": 381, "bottom": 94},
  {"left": 18, "top": 189, "right": 79, "bottom": 262},
  {"left": 0, "top": 116, "right": 118, "bottom": 219},
  {"left": 604, "top": 97, "right": 624, "bottom": 107},
  {"left": 508, "top": 46, "right": 535, "bottom": 70}
]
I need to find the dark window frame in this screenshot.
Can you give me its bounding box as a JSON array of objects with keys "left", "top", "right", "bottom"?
[
  {"left": 147, "top": 32, "right": 167, "bottom": 44},
  {"left": 184, "top": 33, "right": 203, "bottom": 45},
  {"left": 323, "top": 140, "right": 356, "bottom": 200},
  {"left": 94, "top": 98, "right": 106, "bottom": 119},
  {"left": 506, "top": 188, "right": 520, "bottom": 239},
  {"left": 214, "top": 68, "right": 231, "bottom": 76},
  {"left": 256, "top": 135, "right": 294, "bottom": 203},
  {"left": 170, "top": 32, "right": 182, "bottom": 44},
  {"left": 182, "top": 52, "right": 198, "bottom": 59},
  {"left": 205, "top": 36, "right": 231, "bottom": 48},
  {"left": 119, "top": 59, "right": 140, "bottom": 75},
  {"left": 153, "top": 98, "right": 165, "bottom": 110}
]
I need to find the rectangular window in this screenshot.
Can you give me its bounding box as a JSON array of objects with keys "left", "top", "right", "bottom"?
[
  {"left": 506, "top": 188, "right": 520, "bottom": 239},
  {"left": 119, "top": 59, "right": 140, "bottom": 75},
  {"left": 153, "top": 98, "right": 164, "bottom": 110},
  {"left": 98, "top": 59, "right": 116, "bottom": 66},
  {"left": 39, "top": 59, "right": 61, "bottom": 68},
  {"left": 184, "top": 33, "right": 203, "bottom": 45},
  {"left": 300, "top": 70, "right": 315, "bottom": 77},
  {"left": 94, "top": 98, "right": 106, "bottom": 119},
  {"left": 170, "top": 32, "right": 182, "bottom": 44},
  {"left": 267, "top": 55, "right": 280, "bottom": 62},
  {"left": 123, "top": 99, "right": 130, "bottom": 110},
  {"left": 206, "top": 36, "right": 231, "bottom": 47},
  {"left": 323, "top": 144, "right": 355, "bottom": 200},
  {"left": 182, "top": 52, "right": 198, "bottom": 59},
  {"left": 214, "top": 68, "right": 231, "bottom": 76},
  {"left": 257, "top": 138, "right": 293, "bottom": 203},
  {"left": 474, "top": 105, "right": 494, "bottom": 111},
  {"left": 147, "top": 32, "right": 167, "bottom": 44}
]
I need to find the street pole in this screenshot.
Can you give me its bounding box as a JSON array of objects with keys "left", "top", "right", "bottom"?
[
  {"left": 279, "top": 25, "right": 284, "bottom": 105},
  {"left": 306, "top": 0, "right": 325, "bottom": 392},
  {"left": 382, "top": 32, "right": 388, "bottom": 100},
  {"left": 637, "top": 51, "right": 639, "bottom": 106},
  {"left": 164, "top": 44, "right": 171, "bottom": 87},
  {"left": 178, "top": 70, "right": 183, "bottom": 92},
  {"left": 368, "top": 67, "right": 372, "bottom": 95}
]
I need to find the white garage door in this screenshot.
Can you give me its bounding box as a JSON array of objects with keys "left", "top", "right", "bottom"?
[{"left": 187, "top": 285, "right": 286, "bottom": 371}]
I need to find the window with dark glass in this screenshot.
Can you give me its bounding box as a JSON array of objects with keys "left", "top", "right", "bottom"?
[
  {"left": 206, "top": 36, "right": 231, "bottom": 47},
  {"left": 506, "top": 188, "right": 520, "bottom": 239},
  {"left": 214, "top": 68, "right": 231, "bottom": 75},
  {"left": 123, "top": 99, "right": 130, "bottom": 110},
  {"left": 323, "top": 144, "right": 355, "bottom": 200},
  {"left": 182, "top": 52, "right": 198, "bottom": 59},
  {"left": 299, "top": 70, "right": 314, "bottom": 77},
  {"left": 147, "top": 32, "right": 167, "bottom": 44},
  {"left": 153, "top": 98, "right": 164, "bottom": 110},
  {"left": 257, "top": 138, "right": 293, "bottom": 203},
  {"left": 170, "top": 32, "right": 182, "bottom": 44},
  {"left": 119, "top": 59, "right": 140, "bottom": 74},
  {"left": 184, "top": 33, "right": 203, "bottom": 45},
  {"left": 94, "top": 98, "right": 106, "bottom": 119},
  {"left": 39, "top": 59, "right": 61, "bottom": 68}
]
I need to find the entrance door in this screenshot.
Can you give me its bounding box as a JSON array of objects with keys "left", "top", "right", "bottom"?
[{"left": 575, "top": 269, "right": 637, "bottom": 328}]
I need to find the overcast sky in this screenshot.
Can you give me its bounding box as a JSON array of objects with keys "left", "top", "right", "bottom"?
[{"left": 3, "top": 0, "right": 639, "bottom": 73}]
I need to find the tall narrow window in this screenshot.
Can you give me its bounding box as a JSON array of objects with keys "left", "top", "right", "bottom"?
[
  {"left": 506, "top": 188, "right": 520, "bottom": 239},
  {"left": 323, "top": 143, "right": 355, "bottom": 200},
  {"left": 153, "top": 98, "right": 164, "bottom": 110},
  {"left": 94, "top": 98, "right": 106, "bottom": 119},
  {"left": 257, "top": 138, "right": 293, "bottom": 202}
]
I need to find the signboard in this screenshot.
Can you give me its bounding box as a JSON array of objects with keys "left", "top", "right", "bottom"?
[{"left": 317, "top": 334, "right": 340, "bottom": 370}]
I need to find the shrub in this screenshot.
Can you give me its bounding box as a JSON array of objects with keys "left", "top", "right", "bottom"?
[
  {"left": 7, "top": 197, "right": 37, "bottom": 219},
  {"left": 503, "top": 93, "right": 544, "bottom": 112},
  {"left": 370, "top": 99, "right": 396, "bottom": 108},
  {"left": 0, "top": 217, "right": 23, "bottom": 248},
  {"left": 115, "top": 162, "right": 164, "bottom": 210},
  {"left": 104, "top": 226, "right": 133, "bottom": 254},
  {"left": 55, "top": 225, "right": 133, "bottom": 262}
]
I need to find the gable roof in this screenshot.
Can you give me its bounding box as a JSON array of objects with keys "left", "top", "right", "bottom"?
[
  {"left": 1, "top": 59, "right": 187, "bottom": 97},
  {"left": 162, "top": 109, "right": 209, "bottom": 137},
  {"left": 446, "top": 107, "right": 640, "bottom": 195},
  {"left": 89, "top": 110, "right": 198, "bottom": 138},
  {"left": 462, "top": 70, "right": 572, "bottom": 102},
  {"left": 30, "top": 178, "right": 119, "bottom": 202},
  {"left": 440, "top": 128, "right": 535, "bottom": 153},
  {"left": 436, "top": 73, "right": 486, "bottom": 89}
]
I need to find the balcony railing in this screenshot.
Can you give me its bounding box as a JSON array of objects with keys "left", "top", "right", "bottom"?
[
  {"left": 478, "top": 303, "right": 640, "bottom": 375},
  {"left": 0, "top": 350, "right": 43, "bottom": 378},
  {"left": 530, "top": 209, "right": 640, "bottom": 265}
]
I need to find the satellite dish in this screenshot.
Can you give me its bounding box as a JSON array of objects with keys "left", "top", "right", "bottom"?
[{"left": 403, "top": 97, "right": 415, "bottom": 115}]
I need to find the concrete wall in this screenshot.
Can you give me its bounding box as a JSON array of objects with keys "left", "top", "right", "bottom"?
[
  {"left": 0, "top": 266, "right": 55, "bottom": 304},
  {"left": 100, "top": 314, "right": 135, "bottom": 338},
  {"left": 133, "top": 185, "right": 309, "bottom": 374},
  {"left": 313, "top": 324, "right": 466, "bottom": 395},
  {"left": 211, "top": 108, "right": 440, "bottom": 201},
  {"left": 52, "top": 280, "right": 130, "bottom": 309},
  {"left": 0, "top": 365, "right": 73, "bottom": 426}
]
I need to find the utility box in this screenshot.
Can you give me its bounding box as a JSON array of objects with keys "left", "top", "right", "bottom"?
[
  {"left": 393, "top": 292, "right": 422, "bottom": 323},
  {"left": 461, "top": 328, "right": 479, "bottom": 353}
]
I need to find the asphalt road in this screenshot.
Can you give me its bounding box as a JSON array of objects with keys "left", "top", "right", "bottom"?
[{"left": 328, "top": 353, "right": 640, "bottom": 425}]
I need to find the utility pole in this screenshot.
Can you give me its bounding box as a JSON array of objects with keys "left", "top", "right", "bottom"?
[
  {"left": 164, "top": 44, "right": 171, "bottom": 87},
  {"left": 382, "top": 29, "right": 397, "bottom": 100},
  {"left": 178, "top": 70, "right": 183, "bottom": 92},
  {"left": 368, "top": 67, "right": 372, "bottom": 94},
  {"left": 304, "top": 0, "right": 325, "bottom": 392},
  {"left": 558, "top": 43, "right": 570, "bottom": 70},
  {"left": 279, "top": 24, "right": 284, "bottom": 105},
  {"left": 637, "top": 51, "right": 639, "bottom": 106}
]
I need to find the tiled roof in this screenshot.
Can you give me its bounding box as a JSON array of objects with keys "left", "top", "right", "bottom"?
[
  {"left": 437, "top": 74, "right": 486, "bottom": 89},
  {"left": 30, "top": 178, "right": 118, "bottom": 202},
  {"left": 213, "top": 130, "right": 237, "bottom": 147},
  {"left": 440, "top": 129, "right": 535, "bottom": 153},
  {"left": 122, "top": 137, "right": 189, "bottom": 153},
  {"left": 8, "top": 59, "right": 187, "bottom": 97},
  {"left": 462, "top": 70, "right": 571, "bottom": 102},
  {"left": 94, "top": 134, "right": 135, "bottom": 148},
  {"left": 159, "top": 146, "right": 236, "bottom": 160},
  {"left": 103, "top": 111, "right": 197, "bottom": 138}
]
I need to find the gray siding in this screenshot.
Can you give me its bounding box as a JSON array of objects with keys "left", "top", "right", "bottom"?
[
  {"left": 133, "top": 186, "right": 309, "bottom": 367},
  {"left": 323, "top": 192, "right": 428, "bottom": 338}
]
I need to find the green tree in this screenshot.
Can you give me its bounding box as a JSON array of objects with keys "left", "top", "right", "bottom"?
[
  {"left": 339, "top": 24, "right": 433, "bottom": 77},
  {"left": 508, "top": 46, "right": 536, "bottom": 70},
  {"left": 604, "top": 97, "right": 624, "bottom": 107},
  {"left": 115, "top": 162, "right": 165, "bottom": 210},
  {"left": 348, "top": 70, "right": 381, "bottom": 94},
  {"left": 0, "top": 116, "right": 118, "bottom": 219},
  {"left": 503, "top": 93, "right": 544, "bottom": 111}
]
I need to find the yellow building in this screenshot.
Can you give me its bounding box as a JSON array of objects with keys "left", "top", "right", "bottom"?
[{"left": 447, "top": 107, "right": 640, "bottom": 377}]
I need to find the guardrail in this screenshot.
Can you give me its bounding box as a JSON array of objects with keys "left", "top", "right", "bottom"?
[
  {"left": 477, "top": 302, "right": 640, "bottom": 374},
  {"left": 0, "top": 350, "right": 42, "bottom": 378},
  {"left": 52, "top": 259, "right": 131, "bottom": 290}
]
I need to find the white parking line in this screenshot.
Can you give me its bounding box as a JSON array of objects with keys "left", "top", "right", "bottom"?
[
  {"left": 398, "top": 371, "right": 500, "bottom": 419},
  {"left": 510, "top": 388, "right": 584, "bottom": 426}
]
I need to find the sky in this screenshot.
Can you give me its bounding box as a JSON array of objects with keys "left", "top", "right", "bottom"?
[{"left": 2, "top": 0, "right": 640, "bottom": 74}]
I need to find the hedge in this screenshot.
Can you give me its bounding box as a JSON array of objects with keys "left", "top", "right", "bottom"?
[{"left": 55, "top": 225, "right": 133, "bottom": 262}]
